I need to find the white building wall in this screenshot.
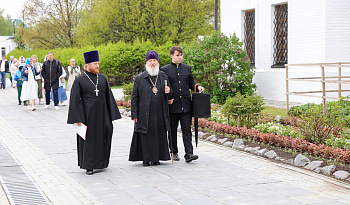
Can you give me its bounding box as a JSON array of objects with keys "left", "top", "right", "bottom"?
[
  {"left": 0, "top": 36, "right": 17, "bottom": 56},
  {"left": 221, "top": 0, "right": 350, "bottom": 104},
  {"left": 325, "top": 0, "right": 350, "bottom": 62},
  {"left": 255, "top": 1, "right": 273, "bottom": 69},
  {"left": 288, "top": 0, "right": 326, "bottom": 64}
]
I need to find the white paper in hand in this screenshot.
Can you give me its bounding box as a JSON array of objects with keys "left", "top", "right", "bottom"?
[{"left": 74, "top": 123, "right": 87, "bottom": 140}]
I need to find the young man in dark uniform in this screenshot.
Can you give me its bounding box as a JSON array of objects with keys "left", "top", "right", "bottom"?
[{"left": 160, "top": 46, "right": 205, "bottom": 162}]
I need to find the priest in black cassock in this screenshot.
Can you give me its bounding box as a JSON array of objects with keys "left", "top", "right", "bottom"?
[
  {"left": 67, "top": 50, "right": 121, "bottom": 175},
  {"left": 129, "top": 50, "right": 172, "bottom": 166}
]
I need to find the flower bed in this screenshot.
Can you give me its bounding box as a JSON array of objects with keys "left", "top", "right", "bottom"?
[
  {"left": 197, "top": 118, "right": 350, "bottom": 164},
  {"left": 116, "top": 99, "right": 131, "bottom": 108},
  {"left": 118, "top": 98, "right": 350, "bottom": 164}
]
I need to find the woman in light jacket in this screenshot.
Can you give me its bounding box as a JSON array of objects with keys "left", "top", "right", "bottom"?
[
  {"left": 31, "top": 55, "right": 43, "bottom": 104},
  {"left": 10, "top": 59, "right": 18, "bottom": 87},
  {"left": 66, "top": 58, "right": 81, "bottom": 91},
  {"left": 21, "top": 58, "right": 41, "bottom": 111}
]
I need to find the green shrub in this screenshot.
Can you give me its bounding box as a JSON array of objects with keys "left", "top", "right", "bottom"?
[
  {"left": 208, "top": 108, "right": 227, "bottom": 125},
  {"left": 183, "top": 31, "right": 256, "bottom": 104},
  {"left": 222, "top": 93, "right": 264, "bottom": 128},
  {"left": 325, "top": 132, "right": 350, "bottom": 150},
  {"left": 288, "top": 103, "right": 318, "bottom": 116},
  {"left": 7, "top": 40, "right": 173, "bottom": 86},
  {"left": 289, "top": 96, "right": 350, "bottom": 127},
  {"left": 296, "top": 106, "right": 346, "bottom": 145},
  {"left": 122, "top": 82, "right": 133, "bottom": 101},
  {"left": 223, "top": 93, "right": 264, "bottom": 115},
  {"left": 253, "top": 122, "right": 301, "bottom": 139}
]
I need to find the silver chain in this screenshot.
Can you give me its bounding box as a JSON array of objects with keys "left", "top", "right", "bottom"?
[{"left": 84, "top": 71, "right": 99, "bottom": 95}]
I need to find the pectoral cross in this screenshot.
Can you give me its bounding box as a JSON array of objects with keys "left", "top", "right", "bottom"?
[{"left": 95, "top": 88, "right": 99, "bottom": 96}]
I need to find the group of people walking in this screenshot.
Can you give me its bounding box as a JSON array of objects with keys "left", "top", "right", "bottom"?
[
  {"left": 0, "top": 53, "right": 81, "bottom": 111},
  {"left": 67, "top": 47, "right": 205, "bottom": 175},
  {"left": 3, "top": 47, "right": 205, "bottom": 176}
]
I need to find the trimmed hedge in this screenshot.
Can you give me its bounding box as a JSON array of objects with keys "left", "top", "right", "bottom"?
[{"left": 7, "top": 40, "right": 173, "bottom": 86}]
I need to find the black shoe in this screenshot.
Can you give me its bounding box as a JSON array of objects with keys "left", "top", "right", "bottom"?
[
  {"left": 23, "top": 103, "right": 27, "bottom": 106},
  {"left": 86, "top": 169, "right": 93, "bottom": 175},
  {"left": 18, "top": 102, "right": 21, "bottom": 105},
  {"left": 143, "top": 162, "right": 150, "bottom": 166},
  {"left": 185, "top": 154, "right": 198, "bottom": 163},
  {"left": 172, "top": 153, "right": 180, "bottom": 161},
  {"left": 151, "top": 162, "right": 160, "bottom": 165}
]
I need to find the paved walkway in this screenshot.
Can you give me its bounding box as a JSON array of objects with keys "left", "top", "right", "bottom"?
[{"left": 0, "top": 80, "right": 350, "bottom": 204}]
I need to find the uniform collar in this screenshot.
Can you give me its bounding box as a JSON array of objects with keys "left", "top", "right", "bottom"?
[{"left": 171, "top": 62, "right": 181, "bottom": 67}]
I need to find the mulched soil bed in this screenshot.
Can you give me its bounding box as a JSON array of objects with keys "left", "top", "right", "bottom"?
[{"left": 199, "top": 129, "right": 350, "bottom": 184}]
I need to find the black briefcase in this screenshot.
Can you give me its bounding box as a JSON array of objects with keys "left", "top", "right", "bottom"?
[
  {"left": 192, "top": 92, "right": 211, "bottom": 118},
  {"left": 192, "top": 85, "right": 211, "bottom": 147}
]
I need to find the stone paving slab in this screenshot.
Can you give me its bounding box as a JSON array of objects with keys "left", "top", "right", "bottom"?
[
  {"left": 0, "top": 116, "right": 101, "bottom": 205},
  {"left": 0, "top": 84, "right": 350, "bottom": 204},
  {"left": 0, "top": 184, "right": 9, "bottom": 205}
]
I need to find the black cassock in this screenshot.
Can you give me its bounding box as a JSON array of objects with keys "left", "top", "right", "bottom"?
[
  {"left": 67, "top": 71, "right": 121, "bottom": 170},
  {"left": 129, "top": 75, "right": 170, "bottom": 162}
]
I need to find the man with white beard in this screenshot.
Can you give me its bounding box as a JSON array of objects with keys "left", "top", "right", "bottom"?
[{"left": 129, "top": 50, "right": 173, "bottom": 166}]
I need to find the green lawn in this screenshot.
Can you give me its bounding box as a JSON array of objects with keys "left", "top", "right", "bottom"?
[{"left": 262, "top": 106, "right": 288, "bottom": 117}]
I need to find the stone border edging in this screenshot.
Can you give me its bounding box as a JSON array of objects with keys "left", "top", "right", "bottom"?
[{"left": 200, "top": 132, "right": 350, "bottom": 184}]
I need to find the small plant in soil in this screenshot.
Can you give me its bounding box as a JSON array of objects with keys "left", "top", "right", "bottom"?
[{"left": 327, "top": 159, "right": 333, "bottom": 165}]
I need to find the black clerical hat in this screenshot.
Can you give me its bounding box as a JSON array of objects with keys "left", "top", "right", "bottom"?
[{"left": 84, "top": 50, "right": 99, "bottom": 64}]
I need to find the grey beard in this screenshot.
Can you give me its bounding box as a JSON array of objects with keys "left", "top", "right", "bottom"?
[{"left": 145, "top": 64, "right": 159, "bottom": 76}]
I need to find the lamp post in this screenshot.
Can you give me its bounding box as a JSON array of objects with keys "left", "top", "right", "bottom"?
[
  {"left": 215, "top": 0, "right": 218, "bottom": 31},
  {"left": 12, "top": 20, "right": 16, "bottom": 35}
]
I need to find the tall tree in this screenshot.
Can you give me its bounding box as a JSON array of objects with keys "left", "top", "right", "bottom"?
[
  {"left": 0, "top": 9, "right": 14, "bottom": 35},
  {"left": 76, "top": 0, "right": 215, "bottom": 46},
  {"left": 16, "top": 0, "right": 81, "bottom": 49}
]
